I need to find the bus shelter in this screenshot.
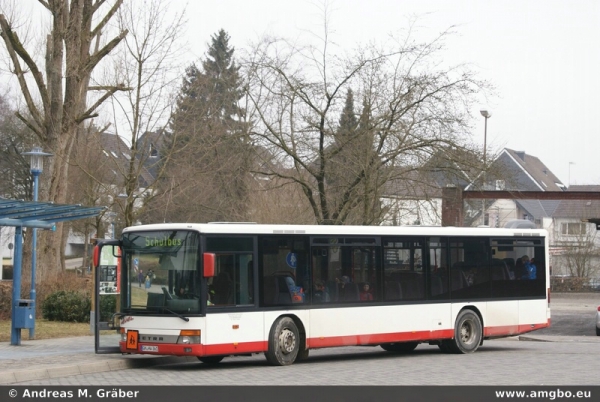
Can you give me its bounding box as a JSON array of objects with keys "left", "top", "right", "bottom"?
[{"left": 0, "top": 198, "right": 104, "bottom": 345}]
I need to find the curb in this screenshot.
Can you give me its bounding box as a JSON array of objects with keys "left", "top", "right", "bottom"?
[
  {"left": 0, "top": 356, "right": 196, "bottom": 385},
  {"left": 518, "top": 335, "right": 600, "bottom": 343},
  {"left": 518, "top": 336, "right": 552, "bottom": 342}
]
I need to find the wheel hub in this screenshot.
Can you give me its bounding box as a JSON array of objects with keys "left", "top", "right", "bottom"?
[
  {"left": 278, "top": 328, "right": 296, "bottom": 354},
  {"left": 461, "top": 321, "right": 473, "bottom": 344}
]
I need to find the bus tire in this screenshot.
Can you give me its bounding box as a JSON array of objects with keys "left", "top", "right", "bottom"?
[
  {"left": 296, "top": 347, "right": 309, "bottom": 361},
  {"left": 198, "top": 356, "right": 224, "bottom": 364},
  {"left": 265, "top": 317, "right": 300, "bottom": 366},
  {"left": 380, "top": 342, "right": 418, "bottom": 353},
  {"left": 438, "top": 341, "right": 451, "bottom": 353},
  {"left": 448, "top": 310, "right": 482, "bottom": 354}
]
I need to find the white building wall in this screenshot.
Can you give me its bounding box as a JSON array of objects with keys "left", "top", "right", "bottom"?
[
  {"left": 486, "top": 199, "right": 519, "bottom": 228},
  {"left": 549, "top": 217, "right": 600, "bottom": 277},
  {"left": 0, "top": 226, "right": 15, "bottom": 279}
]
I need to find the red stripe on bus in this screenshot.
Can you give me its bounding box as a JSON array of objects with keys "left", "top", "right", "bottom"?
[
  {"left": 483, "top": 322, "right": 550, "bottom": 337},
  {"left": 306, "top": 330, "right": 454, "bottom": 348},
  {"left": 120, "top": 321, "right": 551, "bottom": 356},
  {"left": 119, "top": 341, "right": 268, "bottom": 356}
]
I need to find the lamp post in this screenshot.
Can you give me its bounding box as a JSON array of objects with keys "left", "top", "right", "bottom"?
[
  {"left": 480, "top": 110, "right": 491, "bottom": 167},
  {"left": 106, "top": 212, "right": 117, "bottom": 239},
  {"left": 22, "top": 146, "right": 53, "bottom": 339},
  {"left": 568, "top": 162, "right": 575, "bottom": 188},
  {"left": 480, "top": 110, "right": 491, "bottom": 225}
]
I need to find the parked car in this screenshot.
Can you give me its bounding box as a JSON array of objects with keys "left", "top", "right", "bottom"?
[{"left": 596, "top": 306, "right": 600, "bottom": 336}]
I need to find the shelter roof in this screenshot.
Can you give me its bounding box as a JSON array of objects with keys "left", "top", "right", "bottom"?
[{"left": 0, "top": 198, "right": 104, "bottom": 229}]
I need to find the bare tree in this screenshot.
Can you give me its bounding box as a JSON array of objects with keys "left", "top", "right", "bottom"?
[
  {"left": 555, "top": 225, "right": 600, "bottom": 278},
  {"left": 244, "top": 19, "right": 487, "bottom": 225},
  {"left": 0, "top": 0, "right": 127, "bottom": 274},
  {"left": 0, "top": 96, "right": 35, "bottom": 200},
  {"left": 68, "top": 124, "right": 121, "bottom": 268},
  {"left": 98, "top": 0, "right": 187, "bottom": 227}
]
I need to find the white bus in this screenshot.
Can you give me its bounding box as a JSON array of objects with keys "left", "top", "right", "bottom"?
[{"left": 94, "top": 222, "right": 550, "bottom": 365}]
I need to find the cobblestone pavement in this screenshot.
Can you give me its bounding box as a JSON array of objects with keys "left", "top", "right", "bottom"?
[{"left": 1, "top": 292, "right": 599, "bottom": 385}]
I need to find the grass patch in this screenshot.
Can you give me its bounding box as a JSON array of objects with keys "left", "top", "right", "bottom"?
[
  {"left": 0, "top": 319, "right": 91, "bottom": 342},
  {"left": 131, "top": 286, "right": 148, "bottom": 307}
]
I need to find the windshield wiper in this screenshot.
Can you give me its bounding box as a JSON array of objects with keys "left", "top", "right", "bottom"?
[
  {"left": 161, "top": 307, "right": 190, "bottom": 322},
  {"left": 125, "top": 305, "right": 190, "bottom": 322}
]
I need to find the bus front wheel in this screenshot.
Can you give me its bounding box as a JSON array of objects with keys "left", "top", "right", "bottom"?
[
  {"left": 445, "top": 310, "right": 482, "bottom": 354},
  {"left": 265, "top": 317, "right": 300, "bottom": 366},
  {"left": 198, "top": 356, "right": 224, "bottom": 364}
]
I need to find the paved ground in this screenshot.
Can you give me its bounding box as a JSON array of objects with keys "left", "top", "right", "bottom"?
[
  {"left": 0, "top": 335, "right": 196, "bottom": 384},
  {"left": 1, "top": 292, "right": 598, "bottom": 385}
]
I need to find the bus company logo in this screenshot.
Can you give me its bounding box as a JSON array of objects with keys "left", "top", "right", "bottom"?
[
  {"left": 145, "top": 236, "right": 182, "bottom": 247},
  {"left": 121, "top": 316, "right": 134, "bottom": 325}
]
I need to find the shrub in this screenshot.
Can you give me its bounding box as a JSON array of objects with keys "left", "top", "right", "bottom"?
[
  {"left": 551, "top": 276, "right": 596, "bottom": 292},
  {"left": 42, "top": 290, "right": 91, "bottom": 322},
  {"left": 99, "top": 295, "right": 117, "bottom": 321},
  {"left": 2, "top": 265, "right": 13, "bottom": 280},
  {"left": 0, "top": 281, "right": 11, "bottom": 320}
]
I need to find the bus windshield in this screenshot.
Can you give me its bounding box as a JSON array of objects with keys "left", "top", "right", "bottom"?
[{"left": 122, "top": 230, "right": 201, "bottom": 314}]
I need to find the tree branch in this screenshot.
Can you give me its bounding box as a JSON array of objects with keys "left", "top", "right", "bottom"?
[
  {"left": 37, "top": 0, "right": 51, "bottom": 11},
  {"left": 91, "top": 0, "right": 123, "bottom": 38},
  {"left": 84, "top": 29, "right": 128, "bottom": 75},
  {"left": 0, "top": 15, "right": 48, "bottom": 128},
  {"left": 78, "top": 84, "right": 131, "bottom": 123},
  {"left": 16, "top": 111, "right": 44, "bottom": 141}
]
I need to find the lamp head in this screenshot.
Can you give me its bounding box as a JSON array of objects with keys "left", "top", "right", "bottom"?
[
  {"left": 480, "top": 110, "right": 491, "bottom": 118},
  {"left": 22, "top": 146, "right": 53, "bottom": 174}
]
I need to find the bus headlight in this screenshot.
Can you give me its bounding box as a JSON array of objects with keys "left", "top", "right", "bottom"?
[{"left": 177, "top": 329, "right": 201, "bottom": 344}]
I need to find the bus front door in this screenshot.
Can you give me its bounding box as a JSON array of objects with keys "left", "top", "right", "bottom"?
[{"left": 93, "top": 241, "right": 121, "bottom": 354}]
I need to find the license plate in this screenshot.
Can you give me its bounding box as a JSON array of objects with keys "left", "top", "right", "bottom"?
[{"left": 141, "top": 345, "right": 158, "bottom": 352}]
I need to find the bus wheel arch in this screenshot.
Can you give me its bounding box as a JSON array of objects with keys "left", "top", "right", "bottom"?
[
  {"left": 265, "top": 315, "right": 304, "bottom": 366},
  {"left": 291, "top": 315, "right": 309, "bottom": 361},
  {"left": 443, "top": 307, "right": 483, "bottom": 354}
]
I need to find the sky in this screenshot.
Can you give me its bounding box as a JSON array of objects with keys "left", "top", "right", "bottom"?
[
  {"left": 4, "top": 1, "right": 599, "bottom": 186},
  {"left": 174, "top": 0, "right": 600, "bottom": 186}
]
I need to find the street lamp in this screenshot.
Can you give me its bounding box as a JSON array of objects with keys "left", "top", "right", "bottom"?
[
  {"left": 568, "top": 162, "right": 575, "bottom": 188},
  {"left": 480, "top": 110, "right": 491, "bottom": 165},
  {"left": 21, "top": 146, "right": 53, "bottom": 339},
  {"left": 106, "top": 212, "right": 117, "bottom": 239},
  {"left": 480, "top": 110, "right": 491, "bottom": 225}
]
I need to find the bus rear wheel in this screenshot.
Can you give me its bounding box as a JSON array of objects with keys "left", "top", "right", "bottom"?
[
  {"left": 380, "top": 342, "right": 418, "bottom": 352},
  {"left": 198, "top": 356, "right": 224, "bottom": 364},
  {"left": 445, "top": 310, "right": 482, "bottom": 354},
  {"left": 265, "top": 317, "right": 300, "bottom": 366}
]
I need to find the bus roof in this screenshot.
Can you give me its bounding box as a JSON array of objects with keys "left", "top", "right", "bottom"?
[{"left": 122, "top": 222, "right": 547, "bottom": 237}]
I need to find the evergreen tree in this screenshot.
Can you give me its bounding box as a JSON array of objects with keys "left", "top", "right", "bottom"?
[
  {"left": 163, "top": 29, "right": 250, "bottom": 223},
  {"left": 336, "top": 89, "right": 358, "bottom": 145},
  {"left": 201, "top": 29, "right": 244, "bottom": 122},
  {"left": 328, "top": 91, "right": 383, "bottom": 224}
]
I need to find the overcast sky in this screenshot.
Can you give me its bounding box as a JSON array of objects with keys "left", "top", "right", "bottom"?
[
  {"left": 176, "top": 0, "right": 600, "bottom": 187},
  {"left": 9, "top": 1, "right": 598, "bottom": 186}
]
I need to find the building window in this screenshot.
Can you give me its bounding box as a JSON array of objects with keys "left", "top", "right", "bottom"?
[{"left": 561, "top": 222, "right": 587, "bottom": 235}]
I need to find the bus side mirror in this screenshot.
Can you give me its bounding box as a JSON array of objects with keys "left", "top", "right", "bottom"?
[
  {"left": 93, "top": 240, "right": 121, "bottom": 268},
  {"left": 203, "top": 253, "right": 215, "bottom": 277},
  {"left": 93, "top": 244, "right": 100, "bottom": 268}
]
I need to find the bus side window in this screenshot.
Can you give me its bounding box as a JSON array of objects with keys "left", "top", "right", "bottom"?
[{"left": 213, "top": 272, "right": 233, "bottom": 304}]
